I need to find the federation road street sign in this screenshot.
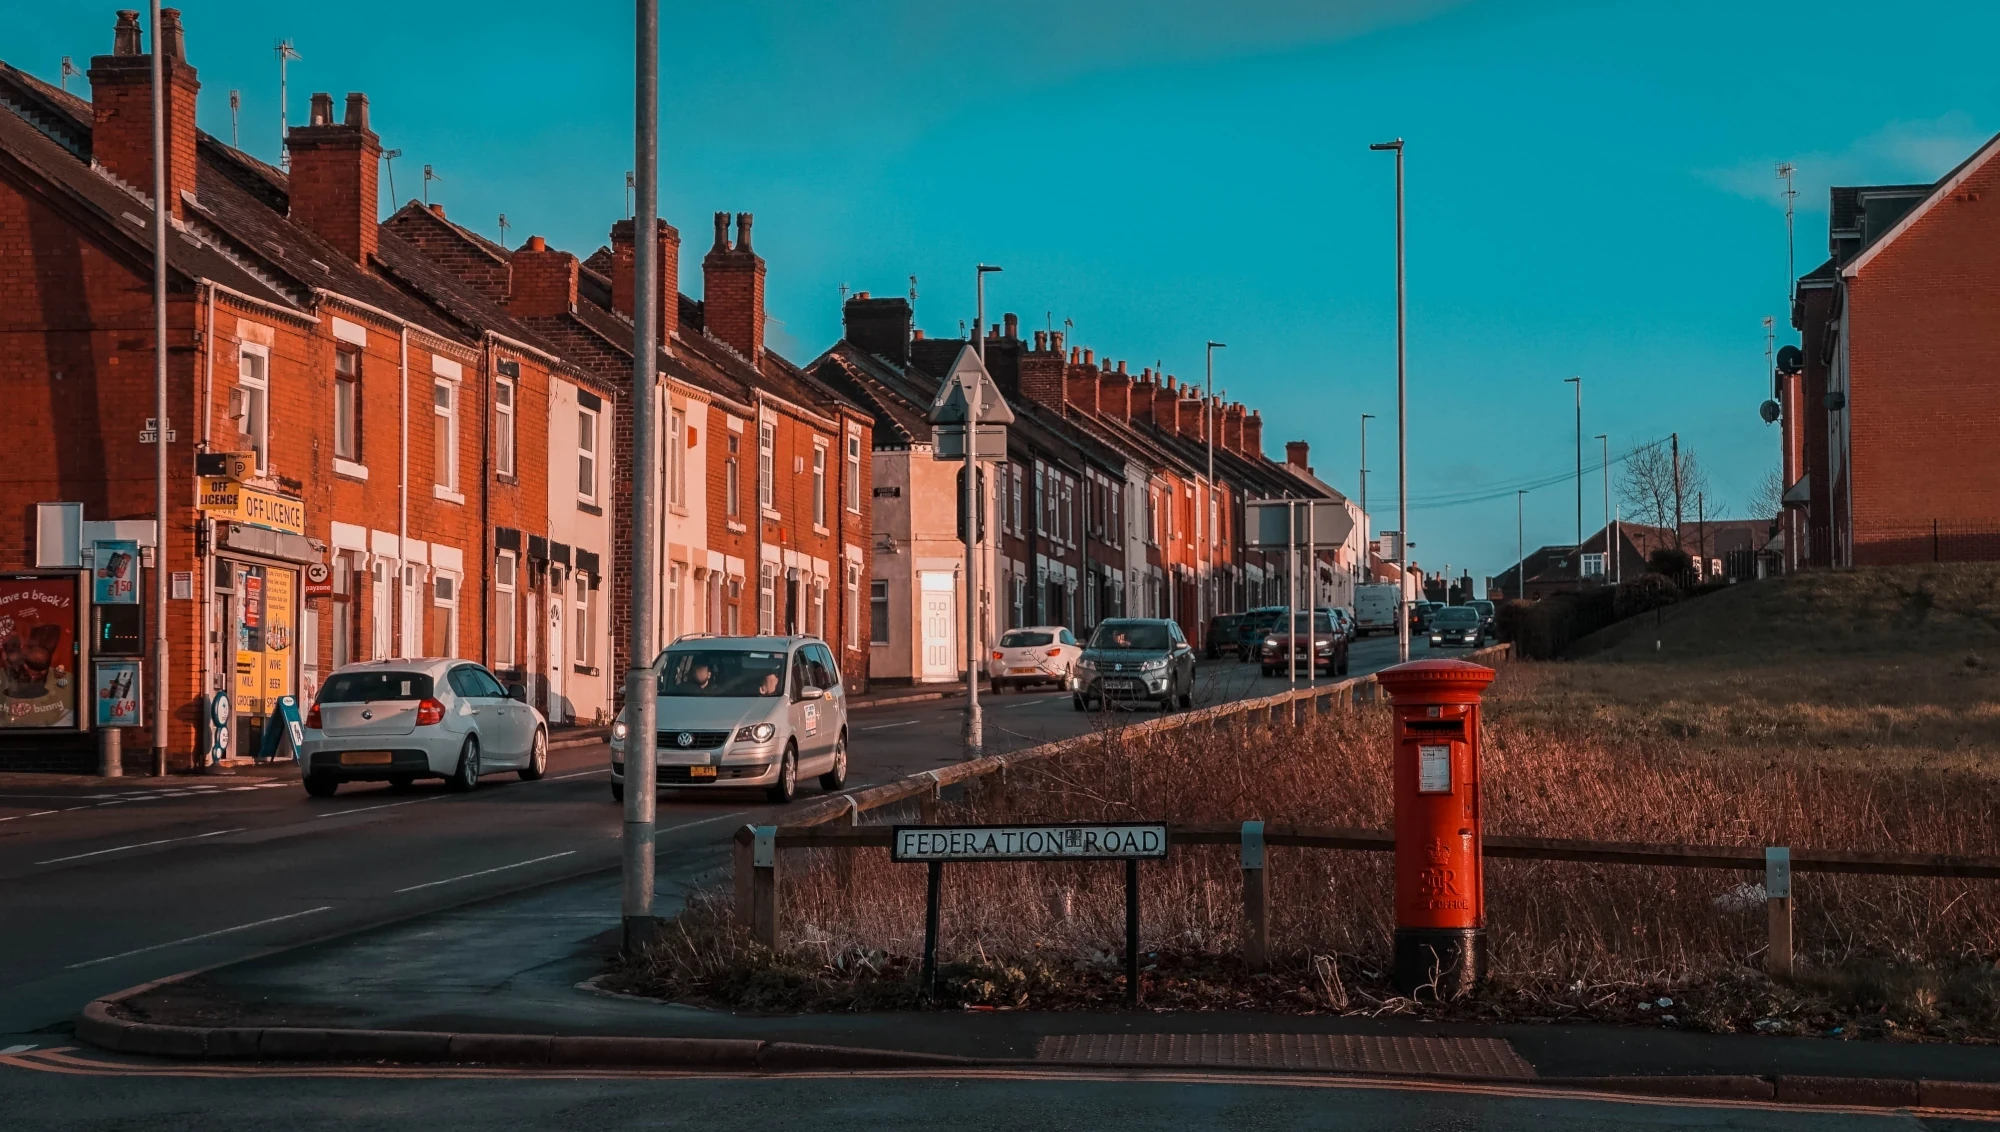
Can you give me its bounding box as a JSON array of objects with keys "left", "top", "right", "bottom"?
[{"left": 892, "top": 822, "right": 1168, "bottom": 862}]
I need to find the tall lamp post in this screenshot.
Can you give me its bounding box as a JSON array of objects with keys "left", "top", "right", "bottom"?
[
  {"left": 1595, "top": 433, "right": 1608, "bottom": 577},
  {"left": 1369, "top": 138, "right": 1408, "bottom": 664},
  {"left": 1202, "top": 341, "right": 1225, "bottom": 636},
  {"left": 1359, "top": 413, "right": 1374, "bottom": 547},
  {"left": 1563, "top": 376, "right": 1580, "bottom": 591},
  {"left": 150, "top": 0, "right": 170, "bottom": 777},
  {"left": 966, "top": 263, "right": 1002, "bottom": 753},
  {"left": 621, "top": 0, "right": 662, "bottom": 953}
]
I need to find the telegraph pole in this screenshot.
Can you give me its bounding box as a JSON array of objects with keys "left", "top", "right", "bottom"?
[
  {"left": 1359, "top": 413, "right": 1373, "bottom": 544},
  {"left": 621, "top": 0, "right": 661, "bottom": 954},
  {"left": 150, "top": 0, "right": 170, "bottom": 776},
  {"left": 1671, "top": 432, "right": 1683, "bottom": 552},
  {"left": 1516, "top": 490, "right": 1527, "bottom": 601},
  {"left": 1203, "top": 341, "right": 1224, "bottom": 634},
  {"left": 966, "top": 264, "right": 1001, "bottom": 753},
  {"left": 1370, "top": 138, "right": 1409, "bottom": 664},
  {"left": 1596, "top": 433, "right": 1608, "bottom": 574}
]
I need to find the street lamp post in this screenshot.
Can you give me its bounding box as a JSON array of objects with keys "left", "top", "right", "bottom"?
[
  {"left": 1595, "top": 433, "right": 1608, "bottom": 577},
  {"left": 621, "top": 0, "right": 662, "bottom": 954},
  {"left": 1203, "top": 341, "right": 1225, "bottom": 636},
  {"left": 1369, "top": 138, "right": 1408, "bottom": 664},
  {"left": 1564, "top": 376, "right": 1580, "bottom": 591},
  {"left": 1360, "top": 413, "right": 1374, "bottom": 547},
  {"left": 966, "top": 264, "right": 1001, "bottom": 753}
]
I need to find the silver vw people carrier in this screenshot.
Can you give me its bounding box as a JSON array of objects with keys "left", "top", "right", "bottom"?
[{"left": 609, "top": 636, "right": 848, "bottom": 804}]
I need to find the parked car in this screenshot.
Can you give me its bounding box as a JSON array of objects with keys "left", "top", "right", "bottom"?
[
  {"left": 1258, "top": 609, "right": 1350, "bottom": 677},
  {"left": 1205, "top": 613, "right": 1247, "bottom": 660},
  {"left": 1328, "top": 607, "right": 1357, "bottom": 643},
  {"left": 988, "top": 626, "right": 1079, "bottom": 692},
  {"left": 609, "top": 636, "right": 848, "bottom": 804},
  {"left": 1467, "top": 599, "right": 1497, "bottom": 638},
  {"left": 1412, "top": 600, "right": 1443, "bottom": 633},
  {"left": 1427, "top": 605, "right": 1485, "bottom": 648},
  {"left": 1354, "top": 584, "right": 1399, "bottom": 636},
  {"left": 1071, "top": 618, "right": 1197, "bottom": 712},
  {"left": 299, "top": 659, "right": 547, "bottom": 797}
]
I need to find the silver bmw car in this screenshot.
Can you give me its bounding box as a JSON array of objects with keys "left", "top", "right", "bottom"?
[{"left": 610, "top": 636, "right": 848, "bottom": 804}]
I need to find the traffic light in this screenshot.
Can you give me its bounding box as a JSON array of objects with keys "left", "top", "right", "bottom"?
[{"left": 955, "top": 464, "right": 987, "bottom": 544}]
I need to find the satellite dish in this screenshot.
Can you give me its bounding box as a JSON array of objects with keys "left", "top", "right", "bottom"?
[
  {"left": 1824, "top": 391, "right": 1847, "bottom": 412},
  {"left": 1776, "top": 345, "right": 1804, "bottom": 375},
  {"left": 1759, "top": 399, "right": 1781, "bottom": 424}
]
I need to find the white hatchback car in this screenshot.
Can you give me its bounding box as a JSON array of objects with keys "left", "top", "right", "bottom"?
[
  {"left": 300, "top": 659, "right": 548, "bottom": 797},
  {"left": 610, "top": 636, "right": 847, "bottom": 804},
  {"left": 986, "top": 625, "right": 1080, "bottom": 693}
]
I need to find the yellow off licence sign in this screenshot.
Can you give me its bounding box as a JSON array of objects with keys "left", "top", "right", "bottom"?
[{"left": 199, "top": 477, "right": 306, "bottom": 537}]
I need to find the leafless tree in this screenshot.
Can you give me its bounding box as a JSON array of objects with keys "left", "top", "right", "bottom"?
[
  {"left": 1750, "top": 467, "right": 1784, "bottom": 519},
  {"left": 1619, "top": 441, "right": 1710, "bottom": 550}
]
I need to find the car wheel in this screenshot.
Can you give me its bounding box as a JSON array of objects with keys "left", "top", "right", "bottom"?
[
  {"left": 766, "top": 743, "right": 798, "bottom": 804},
  {"left": 1338, "top": 652, "right": 1350, "bottom": 676},
  {"left": 1072, "top": 695, "right": 1085, "bottom": 711},
  {"left": 818, "top": 733, "right": 848, "bottom": 792},
  {"left": 303, "top": 773, "right": 338, "bottom": 798},
  {"left": 519, "top": 728, "right": 547, "bottom": 781},
  {"left": 1177, "top": 684, "right": 1194, "bottom": 710},
  {"left": 610, "top": 780, "right": 624, "bottom": 803},
  {"left": 989, "top": 678, "right": 1004, "bottom": 695},
  {"left": 447, "top": 736, "right": 480, "bottom": 793}
]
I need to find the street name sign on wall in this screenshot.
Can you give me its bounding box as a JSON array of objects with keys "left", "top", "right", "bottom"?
[{"left": 892, "top": 823, "right": 1168, "bottom": 862}]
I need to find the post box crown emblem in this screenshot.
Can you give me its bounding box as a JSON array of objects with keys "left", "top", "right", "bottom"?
[{"left": 1426, "top": 837, "right": 1452, "bottom": 866}]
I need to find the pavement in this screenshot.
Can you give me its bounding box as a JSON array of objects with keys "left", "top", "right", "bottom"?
[{"left": 23, "top": 636, "right": 1992, "bottom": 1128}]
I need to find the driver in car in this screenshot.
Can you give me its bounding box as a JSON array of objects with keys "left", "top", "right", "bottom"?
[
  {"left": 757, "top": 671, "right": 781, "bottom": 696},
  {"left": 1111, "top": 628, "right": 1133, "bottom": 648},
  {"left": 683, "top": 662, "right": 714, "bottom": 690}
]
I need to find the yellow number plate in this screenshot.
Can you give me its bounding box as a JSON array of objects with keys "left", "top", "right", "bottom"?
[
  {"left": 341, "top": 750, "right": 393, "bottom": 766},
  {"left": 687, "top": 765, "right": 717, "bottom": 779}
]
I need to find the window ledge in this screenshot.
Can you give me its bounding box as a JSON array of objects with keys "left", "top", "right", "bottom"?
[
  {"left": 813, "top": 524, "right": 830, "bottom": 537},
  {"left": 762, "top": 508, "right": 782, "bottom": 521},
  {"left": 334, "top": 458, "right": 369, "bottom": 481},
  {"left": 726, "top": 521, "right": 748, "bottom": 534},
  {"left": 434, "top": 486, "right": 466, "bottom": 505},
  {"left": 578, "top": 501, "right": 604, "bottom": 517}
]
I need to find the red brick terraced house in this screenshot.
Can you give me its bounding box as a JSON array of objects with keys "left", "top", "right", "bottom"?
[{"left": 1786, "top": 131, "right": 2000, "bottom": 568}]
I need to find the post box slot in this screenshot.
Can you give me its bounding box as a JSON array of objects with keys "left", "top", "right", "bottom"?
[{"left": 1402, "top": 719, "right": 1466, "bottom": 738}]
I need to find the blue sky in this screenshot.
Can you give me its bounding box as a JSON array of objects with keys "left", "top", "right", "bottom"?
[{"left": 21, "top": 0, "right": 1997, "bottom": 580}]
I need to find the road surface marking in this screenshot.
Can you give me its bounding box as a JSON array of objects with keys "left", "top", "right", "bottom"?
[
  {"left": 394, "top": 850, "right": 579, "bottom": 894},
  {"left": 36, "top": 827, "right": 246, "bottom": 866},
  {"left": 0, "top": 1044, "right": 34, "bottom": 1056},
  {"left": 861, "top": 719, "right": 921, "bottom": 731},
  {"left": 1003, "top": 698, "right": 1052, "bottom": 709},
  {"left": 548, "top": 768, "right": 608, "bottom": 780},
  {"left": 313, "top": 796, "right": 433, "bottom": 819},
  {"left": 65, "top": 906, "right": 334, "bottom": 969}
]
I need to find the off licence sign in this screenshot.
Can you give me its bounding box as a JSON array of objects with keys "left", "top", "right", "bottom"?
[{"left": 892, "top": 823, "right": 1168, "bottom": 862}]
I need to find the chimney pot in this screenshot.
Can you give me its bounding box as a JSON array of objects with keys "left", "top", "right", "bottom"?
[
  {"left": 1069, "top": 347, "right": 1079, "bottom": 364},
  {"left": 1285, "top": 440, "right": 1311, "bottom": 470},
  {"left": 1117, "top": 359, "right": 1127, "bottom": 375},
  {"left": 711, "top": 211, "right": 730, "bottom": 252},
  {"left": 526, "top": 235, "right": 546, "bottom": 251},
  {"left": 112, "top": 10, "right": 142, "bottom": 55},
  {"left": 734, "top": 211, "right": 754, "bottom": 252},
  {"left": 429, "top": 202, "right": 445, "bottom": 217},
  {"left": 1082, "top": 348, "right": 1094, "bottom": 366},
  {"left": 912, "top": 329, "right": 924, "bottom": 340},
  {"left": 855, "top": 290, "right": 869, "bottom": 300},
  {"left": 1003, "top": 312, "right": 1018, "bottom": 339},
  {"left": 309, "top": 91, "right": 333, "bottom": 126},
  {"left": 1033, "top": 330, "right": 1047, "bottom": 351},
  {"left": 158, "top": 8, "right": 187, "bottom": 62},
  {"left": 1051, "top": 330, "right": 1064, "bottom": 354},
  {"left": 343, "top": 91, "right": 369, "bottom": 130}
]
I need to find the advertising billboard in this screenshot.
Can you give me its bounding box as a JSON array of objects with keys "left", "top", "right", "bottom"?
[{"left": 0, "top": 574, "right": 81, "bottom": 729}]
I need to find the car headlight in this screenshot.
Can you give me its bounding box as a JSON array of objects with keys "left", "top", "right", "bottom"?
[
  {"left": 734, "top": 723, "right": 777, "bottom": 743},
  {"left": 1139, "top": 658, "right": 1168, "bottom": 672},
  {"left": 1263, "top": 637, "right": 1280, "bottom": 648},
  {"left": 1316, "top": 641, "right": 1333, "bottom": 652},
  {"left": 611, "top": 719, "right": 629, "bottom": 741}
]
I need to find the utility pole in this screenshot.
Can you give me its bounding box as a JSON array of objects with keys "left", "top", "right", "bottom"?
[
  {"left": 1697, "top": 491, "right": 1706, "bottom": 582},
  {"left": 1564, "top": 375, "right": 1581, "bottom": 545},
  {"left": 621, "top": 0, "right": 661, "bottom": 955},
  {"left": 1671, "top": 432, "right": 1683, "bottom": 553},
  {"left": 1360, "top": 413, "right": 1373, "bottom": 545},
  {"left": 1516, "top": 490, "right": 1527, "bottom": 601},
  {"left": 1596, "top": 433, "right": 1608, "bottom": 579},
  {"left": 1203, "top": 341, "right": 1224, "bottom": 637},
  {"left": 1370, "top": 138, "right": 1409, "bottom": 664},
  {"left": 966, "top": 263, "right": 1001, "bottom": 754},
  {"left": 274, "top": 39, "right": 300, "bottom": 169},
  {"left": 150, "top": 0, "right": 170, "bottom": 777},
  {"left": 1778, "top": 162, "right": 1798, "bottom": 304}
]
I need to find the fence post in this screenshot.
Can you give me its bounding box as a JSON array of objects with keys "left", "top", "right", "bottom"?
[
  {"left": 752, "top": 824, "right": 779, "bottom": 949},
  {"left": 920, "top": 772, "right": 942, "bottom": 823},
  {"left": 1765, "top": 846, "right": 1792, "bottom": 979},
  {"left": 1241, "top": 820, "right": 1269, "bottom": 971},
  {"left": 732, "top": 824, "right": 756, "bottom": 931}
]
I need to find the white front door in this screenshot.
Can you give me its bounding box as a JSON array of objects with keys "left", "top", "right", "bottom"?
[
  {"left": 547, "top": 575, "right": 567, "bottom": 725},
  {"left": 919, "top": 571, "right": 957, "bottom": 683}
]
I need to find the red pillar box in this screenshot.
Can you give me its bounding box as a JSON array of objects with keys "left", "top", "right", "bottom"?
[{"left": 1376, "top": 658, "right": 1497, "bottom": 997}]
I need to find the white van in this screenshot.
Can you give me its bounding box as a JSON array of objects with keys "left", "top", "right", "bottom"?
[{"left": 1353, "top": 584, "right": 1400, "bottom": 637}]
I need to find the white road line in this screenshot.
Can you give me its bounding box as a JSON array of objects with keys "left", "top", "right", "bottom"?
[
  {"left": 313, "top": 796, "right": 434, "bottom": 818},
  {"left": 393, "top": 850, "right": 578, "bottom": 894},
  {"left": 1003, "top": 697, "right": 1053, "bottom": 709},
  {"left": 548, "top": 768, "right": 608, "bottom": 780},
  {"left": 66, "top": 906, "right": 334, "bottom": 969},
  {"left": 35, "top": 827, "right": 246, "bottom": 866},
  {"left": 0, "top": 1044, "right": 35, "bottom": 1056},
  {"left": 861, "top": 719, "right": 921, "bottom": 731},
  {"left": 26, "top": 811, "right": 57, "bottom": 818}
]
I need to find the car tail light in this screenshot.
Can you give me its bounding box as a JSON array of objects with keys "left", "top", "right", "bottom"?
[
  {"left": 416, "top": 698, "right": 446, "bottom": 726},
  {"left": 1047, "top": 647, "right": 1062, "bottom": 657},
  {"left": 991, "top": 650, "right": 1004, "bottom": 660},
  {"left": 305, "top": 702, "right": 322, "bottom": 729}
]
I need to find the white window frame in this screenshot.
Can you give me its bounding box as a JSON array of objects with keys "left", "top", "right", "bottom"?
[
  {"left": 433, "top": 571, "right": 460, "bottom": 658},
  {"left": 369, "top": 559, "right": 391, "bottom": 661},
  {"left": 812, "top": 441, "right": 828, "bottom": 530},
  {"left": 725, "top": 434, "right": 741, "bottom": 518},
  {"left": 668, "top": 407, "right": 687, "bottom": 509},
  {"left": 758, "top": 563, "right": 776, "bottom": 634},
  {"left": 845, "top": 429, "right": 863, "bottom": 513},
  {"left": 333, "top": 347, "right": 361, "bottom": 464},
  {"left": 869, "top": 578, "right": 889, "bottom": 644},
  {"left": 494, "top": 550, "right": 518, "bottom": 668},
  {"left": 331, "top": 553, "right": 354, "bottom": 669},
  {"left": 494, "top": 364, "right": 516, "bottom": 478},
  {"left": 1011, "top": 465, "right": 1023, "bottom": 535},
  {"left": 758, "top": 417, "right": 776, "bottom": 514},
  {"left": 846, "top": 565, "right": 861, "bottom": 649},
  {"left": 1580, "top": 552, "right": 1607, "bottom": 579},
  {"left": 433, "top": 376, "right": 459, "bottom": 495},
  {"left": 813, "top": 577, "right": 827, "bottom": 639},
  {"left": 1060, "top": 479, "right": 1074, "bottom": 547},
  {"left": 575, "top": 572, "right": 596, "bottom": 668},
  {"left": 577, "top": 407, "right": 599, "bottom": 504},
  {"left": 666, "top": 562, "right": 683, "bottom": 643},
  {"left": 236, "top": 343, "right": 271, "bottom": 474}
]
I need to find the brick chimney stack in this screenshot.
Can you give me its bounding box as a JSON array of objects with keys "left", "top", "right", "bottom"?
[
  {"left": 611, "top": 217, "right": 681, "bottom": 346},
  {"left": 1099, "top": 360, "right": 1133, "bottom": 422},
  {"left": 1065, "top": 350, "right": 1100, "bottom": 415},
  {"left": 1019, "top": 326, "right": 1067, "bottom": 409},
  {"left": 703, "top": 211, "right": 766, "bottom": 363},
  {"left": 89, "top": 9, "right": 200, "bottom": 218},
  {"left": 1152, "top": 377, "right": 1181, "bottom": 436},
  {"left": 1244, "top": 411, "right": 1265, "bottom": 459},
  {"left": 1222, "top": 402, "right": 1245, "bottom": 453},
  {"left": 1285, "top": 440, "right": 1312, "bottom": 473},
  {"left": 286, "top": 92, "right": 381, "bottom": 265},
  {"left": 507, "top": 235, "right": 579, "bottom": 317},
  {"left": 844, "top": 293, "right": 912, "bottom": 367}
]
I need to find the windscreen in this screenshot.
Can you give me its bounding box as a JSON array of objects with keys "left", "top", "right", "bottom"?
[
  {"left": 1436, "top": 607, "right": 1479, "bottom": 625},
  {"left": 1089, "top": 622, "right": 1171, "bottom": 650},
  {"left": 657, "top": 649, "right": 788, "bottom": 697},
  {"left": 1289, "top": 613, "right": 1336, "bottom": 634},
  {"left": 317, "top": 672, "right": 434, "bottom": 702},
  {"left": 999, "top": 631, "right": 1053, "bottom": 648}
]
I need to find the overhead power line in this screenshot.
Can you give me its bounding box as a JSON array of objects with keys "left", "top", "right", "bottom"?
[{"left": 1391, "top": 436, "right": 1671, "bottom": 512}]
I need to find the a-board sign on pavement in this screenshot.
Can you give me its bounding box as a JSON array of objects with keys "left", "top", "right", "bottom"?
[{"left": 892, "top": 823, "right": 1168, "bottom": 862}]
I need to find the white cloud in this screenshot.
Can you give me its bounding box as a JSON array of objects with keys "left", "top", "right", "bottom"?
[{"left": 1699, "top": 114, "right": 1992, "bottom": 210}]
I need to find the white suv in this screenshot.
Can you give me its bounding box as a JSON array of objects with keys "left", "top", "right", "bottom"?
[{"left": 610, "top": 636, "right": 848, "bottom": 804}]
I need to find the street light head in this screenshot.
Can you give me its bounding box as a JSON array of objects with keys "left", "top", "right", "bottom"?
[
  {"left": 977, "top": 264, "right": 1003, "bottom": 274},
  {"left": 1369, "top": 139, "right": 1404, "bottom": 151},
  {"left": 1207, "top": 340, "right": 1226, "bottom": 350},
  {"left": 1563, "top": 375, "right": 1580, "bottom": 384}
]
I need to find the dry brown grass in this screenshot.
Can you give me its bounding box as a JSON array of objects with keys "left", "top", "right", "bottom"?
[{"left": 615, "top": 567, "right": 2000, "bottom": 1038}]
